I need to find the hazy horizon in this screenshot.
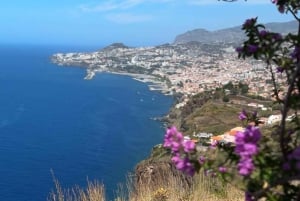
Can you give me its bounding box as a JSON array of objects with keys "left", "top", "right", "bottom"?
[{"left": 0, "top": 0, "right": 295, "bottom": 47}]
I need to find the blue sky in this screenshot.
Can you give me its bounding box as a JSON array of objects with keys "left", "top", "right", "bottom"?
[{"left": 0, "top": 0, "right": 295, "bottom": 47}]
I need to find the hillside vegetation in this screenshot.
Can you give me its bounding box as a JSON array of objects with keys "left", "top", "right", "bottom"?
[{"left": 166, "top": 90, "right": 270, "bottom": 136}]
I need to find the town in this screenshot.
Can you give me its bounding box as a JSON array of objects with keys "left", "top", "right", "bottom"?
[{"left": 51, "top": 42, "right": 286, "bottom": 100}]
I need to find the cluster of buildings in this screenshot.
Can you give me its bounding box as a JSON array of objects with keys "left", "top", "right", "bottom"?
[
  {"left": 184, "top": 113, "right": 295, "bottom": 149},
  {"left": 202, "top": 127, "right": 244, "bottom": 145},
  {"left": 182, "top": 127, "right": 244, "bottom": 151},
  {"left": 52, "top": 42, "right": 286, "bottom": 98}
]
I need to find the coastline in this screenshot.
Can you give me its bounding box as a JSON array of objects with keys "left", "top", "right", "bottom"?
[
  {"left": 86, "top": 68, "right": 177, "bottom": 124},
  {"left": 84, "top": 68, "right": 174, "bottom": 95},
  {"left": 51, "top": 42, "right": 284, "bottom": 100}
]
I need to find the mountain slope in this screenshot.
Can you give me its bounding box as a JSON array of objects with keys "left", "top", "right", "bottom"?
[{"left": 174, "top": 20, "right": 297, "bottom": 44}]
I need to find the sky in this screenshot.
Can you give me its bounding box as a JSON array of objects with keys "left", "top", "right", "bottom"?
[{"left": 0, "top": 0, "right": 296, "bottom": 47}]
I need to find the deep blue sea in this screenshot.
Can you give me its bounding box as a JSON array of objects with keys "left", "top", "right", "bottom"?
[{"left": 0, "top": 45, "right": 173, "bottom": 201}]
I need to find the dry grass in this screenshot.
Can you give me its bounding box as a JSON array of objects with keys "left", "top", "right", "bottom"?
[
  {"left": 127, "top": 170, "right": 244, "bottom": 201},
  {"left": 127, "top": 170, "right": 191, "bottom": 201},
  {"left": 48, "top": 171, "right": 105, "bottom": 201},
  {"left": 189, "top": 172, "right": 244, "bottom": 201},
  {"left": 48, "top": 170, "right": 243, "bottom": 201},
  {"left": 48, "top": 171, "right": 244, "bottom": 201}
]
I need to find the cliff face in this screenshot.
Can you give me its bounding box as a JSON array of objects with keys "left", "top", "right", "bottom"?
[
  {"left": 174, "top": 20, "right": 297, "bottom": 44},
  {"left": 135, "top": 160, "right": 192, "bottom": 190},
  {"left": 134, "top": 143, "right": 192, "bottom": 190},
  {"left": 134, "top": 94, "right": 268, "bottom": 186}
]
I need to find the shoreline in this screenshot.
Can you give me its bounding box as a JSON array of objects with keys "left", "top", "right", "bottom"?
[
  {"left": 81, "top": 67, "right": 177, "bottom": 126},
  {"left": 84, "top": 68, "right": 174, "bottom": 96},
  {"left": 51, "top": 41, "right": 285, "bottom": 100}
]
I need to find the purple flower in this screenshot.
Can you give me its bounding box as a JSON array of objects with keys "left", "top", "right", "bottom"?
[
  {"left": 171, "top": 142, "right": 181, "bottom": 153},
  {"left": 291, "top": 46, "right": 300, "bottom": 60},
  {"left": 235, "top": 126, "right": 261, "bottom": 176},
  {"left": 259, "top": 30, "right": 268, "bottom": 37},
  {"left": 290, "top": 146, "right": 300, "bottom": 160},
  {"left": 163, "top": 127, "right": 176, "bottom": 147},
  {"left": 272, "top": 33, "right": 282, "bottom": 41},
  {"left": 276, "top": 66, "right": 284, "bottom": 73},
  {"left": 163, "top": 126, "right": 183, "bottom": 153},
  {"left": 245, "top": 126, "right": 261, "bottom": 143},
  {"left": 199, "top": 156, "right": 206, "bottom": 165},
  {"left": 183, "top": 140, "right": 195, "bottom": 153},
  {"left": 282, "top": 162, "right": 291, "bottom": 171},
  {"left": 242, "top": 143, "right": 259, "bottom": 156},
  {"left": 247, "top": 44, "right": 258, "bottom": 54},
  {"left": 236, "top": 46, "right": 243, "bottom": 53},
  {"left": 272, "top": 0, "right": 284, "bottom": 13},
  {"left": 218, "top": 166, "right": 227, "bottom": 173},
  {"left": 172, "top": 155, "right": 195, "bottom": 176},
  {"left": 172, "top": 155, "right": 185, "bottom": 169},
  {"left": 238, "top": 157, "right": 254, "bottom": 176},
  {"left": 296, "top": 162, "right": 300, "bottom": 171},
  {"left": 239, "top": 109, "right": 247, "bottom": 120},
  {"left": 278, "top": 5, "right": 285, "bottom": 13},
  {"left": 243, "top": 18, "right": 256, "bottom": 28},
  {"left": 164, "top": 126, "right": 196, "bottom": 154},
  {"left": 164, "top": 126, "right": 197, "bottom": 176},
  {"left": 235, "top": 131, "right": 245, "bottom": 143},
  {"left": 245, "top": 192, "right": 254, "bottom": 201},
  {"left": 284, "top": 146, "right": 300, "bottom": 172}
]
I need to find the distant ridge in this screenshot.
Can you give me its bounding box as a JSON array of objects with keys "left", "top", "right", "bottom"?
[
  {"left": 103, "top": 43, "right": 129, "bottom": 50},
  {"left": 174, "top": 20, "right": 297, "bottom": 44}
]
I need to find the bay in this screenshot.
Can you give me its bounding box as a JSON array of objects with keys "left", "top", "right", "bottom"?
[{"left": 0, "top": 45, "right": 173, "bottom": 201}]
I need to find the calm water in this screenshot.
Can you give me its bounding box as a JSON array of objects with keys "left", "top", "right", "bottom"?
[{"left": 0, "top": 45, "right": 173, "bottom": 201}]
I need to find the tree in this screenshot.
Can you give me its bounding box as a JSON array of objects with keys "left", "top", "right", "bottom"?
[
  {"left": 222, "top": 95, "right": 230, "bottom": 102},
  {"left": 223, "top": 81, "right": 234, "bottom": 90},
  {"left": 177, "top": 81, "right": 184, "bottom": 88},
  {"left": 239, "top": 82, "right": 249, "bottom": 94}
]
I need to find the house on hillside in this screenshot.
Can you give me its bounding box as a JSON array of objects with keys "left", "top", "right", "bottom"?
[
  {"left": 209, "top": 127, "right": 245, "bottom": 145},
  {"left": 194, "top": 132, "right": 213, "bottom": 139}
]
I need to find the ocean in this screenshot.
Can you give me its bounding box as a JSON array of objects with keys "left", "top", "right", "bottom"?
[{"left": 0, "top": 45, "right": 173, "bottom": 201}]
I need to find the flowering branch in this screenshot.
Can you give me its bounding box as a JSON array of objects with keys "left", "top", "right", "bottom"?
[
  {"left": 163, "top": 1, "right": 300, "bottom": 200},
  {"left": 287, "top": 6, "right": 300, "bottom": 22}
]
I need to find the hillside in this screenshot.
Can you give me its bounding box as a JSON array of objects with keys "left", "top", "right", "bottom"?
[{"left": 174, "top": 20, "right": 297, "bottom": 44}]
